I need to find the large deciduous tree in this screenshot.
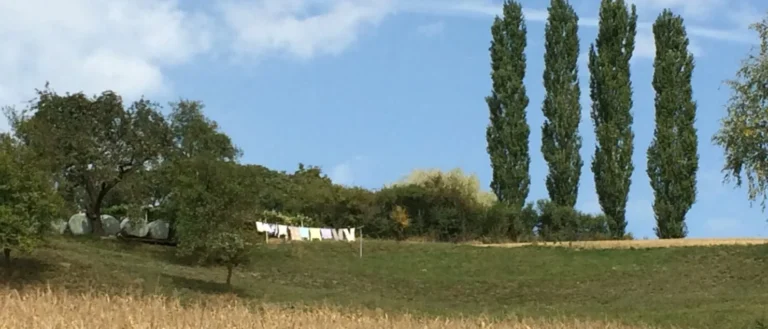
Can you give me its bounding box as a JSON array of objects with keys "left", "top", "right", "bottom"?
[
  {"left": 588, "top": 0, "right": 637, "bottom": 238},
  {"left": 127, "top": 100, "right": 242, "bottom": 221},
  {"left": 541, "top": 0, "right": 583, "bottom": 208},
  {"left": 486, "top": 0, "right": 531, "bottom": 210},
  {"left": 6, "top": 85, "right": 173, "bottom": 235},
  {"left": 647, "top": 10, "right": 698, "bottom": 239},
  {"left": 0, "top": 133, "right": 64, "bottom": 275},
  {"left": 713, "top": 16, "right": 768, "bottom": 211},
  {"left": 168, "top": 100, "right": 241, "bottom": 162}
]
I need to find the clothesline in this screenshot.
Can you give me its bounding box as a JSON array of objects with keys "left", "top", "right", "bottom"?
[{"left": 255, "top": 221, "right": 356, "bottom": 242}]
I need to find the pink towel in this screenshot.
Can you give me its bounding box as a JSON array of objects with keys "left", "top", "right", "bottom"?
[
  {"left": 288, "top": 227, "right": 301, "bottom": 241},
  {"left": 320, "top": 228, "right": 333, "bottom": 240}
]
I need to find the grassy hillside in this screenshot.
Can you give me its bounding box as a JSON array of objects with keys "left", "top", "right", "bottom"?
[{"left": 5, "top": 237, "right": 768, "bottom": 329}]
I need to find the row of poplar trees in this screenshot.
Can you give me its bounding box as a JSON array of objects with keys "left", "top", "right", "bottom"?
[{"left": 485, "top": 0, "right": 698, "bottom": 239}]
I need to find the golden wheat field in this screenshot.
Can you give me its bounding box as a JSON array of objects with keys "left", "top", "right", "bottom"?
[
  {"left": 0, "top": 287, "right": 663, "bottom": 329},
  {"left": 473, "top": 238, "right": 768, "bottom": 249}
]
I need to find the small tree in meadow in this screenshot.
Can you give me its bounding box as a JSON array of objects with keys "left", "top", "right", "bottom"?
[
  {"left": 0, "top": 134, "right": 63, "bottom": 275},
  {"left": 171, "top": 156, "right": 253, "bottom": 286},
  {"left": 207, "top": 231, "right": 251, "bottom": 286}
]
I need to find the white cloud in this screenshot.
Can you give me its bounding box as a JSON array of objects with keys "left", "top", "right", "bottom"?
[
  {"left": 627, "top": 0, "right": 725, "bottom": 19},
  {"left": 724, "top": 3, "right": 764, "bottom": 30},
  {"left": 0, "top": 0, "right": 753, "bottom": 131},
  {"left": 0, "top": 0, "right": 211, "bottom": 127},
  {"left": 219, "top": 0, "right": 394, "bottom": 60},
  {"left": 406, "top": 0, "right": 753, "bottom": 44},
  {"left": 634, "top": 32, "right": 657, "bottom": 59},
  {"left": 398, "top": 1, "right": 548, "bottom": 21},
  {"left": 633, "top": 31, "right": 704, "bottom": 60},
  {"left": 416, "top": 21, "right": 445, "bottom": 37}
]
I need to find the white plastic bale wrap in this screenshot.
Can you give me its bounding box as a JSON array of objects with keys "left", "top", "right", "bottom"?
[
  {"left": 50, "top": 219, "right": 68, "bottom": 235},
  {"left": 100, "top": 214, "right": 121, "bottom": 235},
  {"left": 120, "top": 218, "right": 149, "bottom": 237},
  {"left": 68, "top": 213, "right": 91, "bottom": 235},
  {"left": 147, "top": 220, "right": 170, "bottom": 240}
]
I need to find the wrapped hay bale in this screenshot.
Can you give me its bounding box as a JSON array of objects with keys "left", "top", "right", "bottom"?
[
  {"left": 68, "top": 213, "right": 91, "bottom": 235},
  {"left": 50, "top": 219, "right": 68, "bottom": 235},
  {"left": 100, "top": 214, "right": 121, "bottom": 235},
  {"left": 147, "top": 220, "right": 170, "bottom": 240},
  {"left": 120, "top": 218, "right": 149, "bottom": 237}
]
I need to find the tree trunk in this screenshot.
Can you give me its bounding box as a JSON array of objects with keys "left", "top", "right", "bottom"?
[
  {"left": 3, "top": 248, "right": 11, "bottom": 276},
  {"left": 226, "top": 265, "right": 233, "bottom": 286},
  {"left": 86, "top": 209, "right": 105, "bottom": 236}
]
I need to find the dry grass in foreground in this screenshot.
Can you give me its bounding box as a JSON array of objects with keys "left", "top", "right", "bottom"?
[
  {"left": 0, "top": 287, "right": 661, "bottom": 329},
  {"left": 473, "top": 238, "right": 768, "bottom": 249}
]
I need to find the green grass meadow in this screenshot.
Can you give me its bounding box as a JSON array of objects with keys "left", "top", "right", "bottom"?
[{"left": 4, "top": 237, "right": 768, "bottom": 329}]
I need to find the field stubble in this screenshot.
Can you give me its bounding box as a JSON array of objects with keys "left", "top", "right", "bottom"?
[
  {"left": 473, "top": 238, "right": 768, "bottom": 249},
  {"left": 0, "top": 287, "right": 663, "bottom": 329}
]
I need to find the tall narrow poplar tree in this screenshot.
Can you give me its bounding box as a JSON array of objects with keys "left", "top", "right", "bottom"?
[
  {"left": 588, "top": 0, "right": 637, "bottom": 238},
  {"left": 541, "top": 0, "right": 582, "bottom": 208},
  {"left": 486, "top": 0, "right": 530, "bottom": 210},
  {"left": 647, "top": 10, "right": 698, "bottom": 239}
]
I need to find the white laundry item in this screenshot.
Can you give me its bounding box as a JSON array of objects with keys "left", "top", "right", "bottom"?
[
  {"left": 342, "top": 228, "right": 356, "bottom": 242},
  {"left": 277, "top": 225, "right": 288, "bottom": 238}
]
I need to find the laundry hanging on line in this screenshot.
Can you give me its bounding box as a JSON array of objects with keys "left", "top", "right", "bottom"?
[{"left": 255, "top": 221, "right": 356, "bottom": 242}]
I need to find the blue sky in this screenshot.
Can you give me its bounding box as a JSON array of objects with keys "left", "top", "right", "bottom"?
[{"left": 1, "top": 0, "right": 767, "bottom": 238}]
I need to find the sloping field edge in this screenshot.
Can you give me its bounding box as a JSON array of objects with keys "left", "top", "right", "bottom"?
[{"left": 470, "top": 238, "right": 768, "bottom": 249}]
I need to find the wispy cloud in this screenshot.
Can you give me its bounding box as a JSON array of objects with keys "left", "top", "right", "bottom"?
[
  {"left": 0, "top": 0, "right": 755, "bottom": 125},
  {"left": 398, "top": 1, "right": 548, "bottom": 21},
  {"left": 627, "top": 0, "right": 726, "bottom": 20},
  {"left": 633, "top": 30, "right": 705, "bottom": 60},
  {"left": 404, "top": 0, "right": 755, "bottom": 44},
  {"left": 219, "top": 0, "right": 394, "bottom": 60},
  {"left": 634, "top": 32, "right": 657, "bottom": 59}
]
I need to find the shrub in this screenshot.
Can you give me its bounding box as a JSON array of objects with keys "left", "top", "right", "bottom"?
[
  {"left": 518, "top": 202, "right": 539, "bottom": 240},
  {"left": 373, "top": 180, "right": 485, "bottom": 242},
  {"left": 390, "top": 205, "right": 410, "bottom": 241},
  {"left": 481, "top": 202, "right": 515, "bottom": 241},
  {"left": 535, "top": 199, "right": 612, "bottom": 242},
  {"left": 537, "top": 200, "right": 576, "bottom": 241},
  {"left": 259, "top": 210, "right": 316, "bottom": 227}
]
